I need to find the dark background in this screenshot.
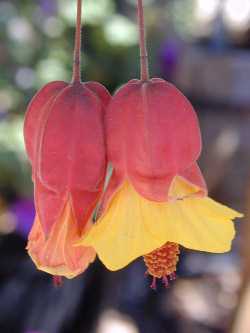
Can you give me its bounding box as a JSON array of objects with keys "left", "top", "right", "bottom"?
[{"left": 0, "top": 0, "right": 249, "bottom": 332}]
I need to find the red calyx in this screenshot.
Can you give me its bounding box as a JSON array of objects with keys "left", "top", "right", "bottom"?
[
  {"left": 24, "top": 81, "right": 110, "bottom": 235},
  {"left": 100, "top": 78, "right": 207, "bottom": 213}
]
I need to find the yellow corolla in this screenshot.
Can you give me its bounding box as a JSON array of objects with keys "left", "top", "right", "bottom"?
[{"left": 79, "top": 176, "right": 242, "bottom": 288}]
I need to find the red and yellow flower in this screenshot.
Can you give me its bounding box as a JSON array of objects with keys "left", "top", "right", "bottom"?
[
  {"left": 79, "top": 79, "right": 241, "bottom": 286},
  {"left": 78, "top": 0, "right": 242, "bottom": 287}
]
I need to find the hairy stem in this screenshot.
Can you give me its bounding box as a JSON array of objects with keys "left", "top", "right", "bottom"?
[
  {"left": 137, "top": 0, "right": 149, "bottom": 81},
  {"left": 72, "top": 0, "right": 82, "bottom": 83}
]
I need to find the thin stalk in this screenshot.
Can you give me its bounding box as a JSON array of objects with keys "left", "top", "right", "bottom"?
[
  {"left": 137, "top": 0, "right": 149, "bottom": 81},
  {"left": 72, "top": 0, "right": 82, "bottom": 83}
]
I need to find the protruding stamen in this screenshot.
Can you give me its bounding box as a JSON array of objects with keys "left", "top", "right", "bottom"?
[
  {"left": 143, "top": 242, "right": 180, "bottom": 289},
  {"left": 150, "top": 276, "right": 157, "bottom": 290},
  {"left": 53, "top": 275, "right": 63, "bottom": 287},
  {"left": 162, "top": 275, "right": 169, "bottom": 288},
  {"left": 170, "top": 272, "right": 177, "bottom": 281}
]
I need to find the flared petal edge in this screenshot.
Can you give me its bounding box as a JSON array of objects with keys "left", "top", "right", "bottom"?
[
  {"left": 78, "top": 177, "right": 242, "bottom": 271},
  {"left": 27, "top": 201, "right": 96, "bottom": 279}
]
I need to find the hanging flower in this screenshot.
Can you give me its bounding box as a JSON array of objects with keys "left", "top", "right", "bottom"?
[
  {"left": 78, "top": 0, "right": 242, "bottom": 288},
  {"left": 24, "top": 0, "right": 110, "bottom": 279}
]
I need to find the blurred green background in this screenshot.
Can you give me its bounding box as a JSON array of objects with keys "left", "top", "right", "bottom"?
[{"left": 0, "top": 0, "right": 250, "bottom": 332}]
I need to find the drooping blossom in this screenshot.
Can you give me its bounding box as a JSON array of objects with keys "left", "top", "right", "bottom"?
[
  {"left": 24, "top": 0, "right": 110, "bottom": 278},
  {"left": 78, "top": 0, "right": 242, "bottom": 289}
]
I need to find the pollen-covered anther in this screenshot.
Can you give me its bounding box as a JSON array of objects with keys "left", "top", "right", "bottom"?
[{"left": 143, "top": 242, "right": 180, "bottom": 289}]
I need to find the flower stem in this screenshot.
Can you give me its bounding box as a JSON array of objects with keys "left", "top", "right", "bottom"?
[
  {"left": 137, "top": 0, "right": 149, "bottom": 81},
  {"left": 72, "top": 0, "right": 82, "bottom": 83}
]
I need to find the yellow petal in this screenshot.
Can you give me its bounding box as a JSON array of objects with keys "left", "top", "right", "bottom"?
[{"left": 79, "top": 178, "right": 242, "bottom": 271}]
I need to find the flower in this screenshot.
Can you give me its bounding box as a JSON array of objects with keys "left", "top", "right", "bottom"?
[
  {"left": 24, "top": 80, "right": 110, "bottom": 278},
  {"left": 23, "top": 0, "right": 110, "bottom": 278},
  {"left": 77, "top": 0, "right": 243, "bottom": 288},
  {"left": 79, "top": 78, "right": 242, "bottom": 287}
]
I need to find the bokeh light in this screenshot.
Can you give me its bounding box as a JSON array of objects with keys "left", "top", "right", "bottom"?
[
  {"left": 195, "top": 0, "right": 220, "bottom": 23},
  {"left": 104, "top": 15, "right": 138, "bottom": 46},
  {"left": 97, "top": 310, "right": 139, "bottom": 333},
  {"left": 223, "top": 0, "right": 250, "bottom": 31}
]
